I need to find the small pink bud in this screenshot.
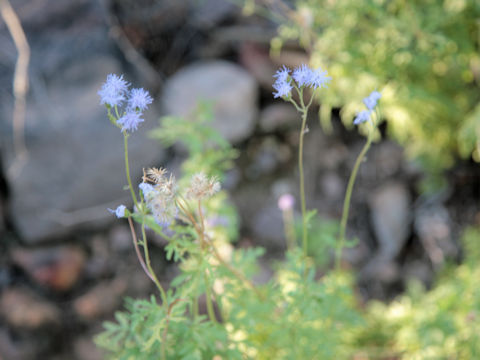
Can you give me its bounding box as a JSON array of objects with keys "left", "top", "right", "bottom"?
[{"left": 278, "top": 194, "right": 295, "bottom": 211}]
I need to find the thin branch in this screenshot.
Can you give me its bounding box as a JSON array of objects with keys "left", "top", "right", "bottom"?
[
  {"left": 127, "top": 216, "right": 155, "bottom": 283},
  {"left": 1, "top": 0, "right": 30, "bottom": 177}
]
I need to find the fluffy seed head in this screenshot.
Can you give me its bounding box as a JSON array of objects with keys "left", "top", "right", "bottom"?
[
  {"left": 186, "top": 172, "right": 221, "bottom": 200},
  {"left": 143, "top": 168, "right": 176, "bottom": 199},
  {"left": 144, "top": 167, "right": 168, "bottom": 184}
]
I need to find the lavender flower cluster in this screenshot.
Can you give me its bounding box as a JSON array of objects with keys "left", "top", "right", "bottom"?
[
  {"left": 272, "top": 64, "right": 332, "bottom": 98},
  {"left": 98, "top": 74, "right": 153, "bottom": 132},
  {"left": 353, "top": 90, "right": 382, "bottom": 125}
]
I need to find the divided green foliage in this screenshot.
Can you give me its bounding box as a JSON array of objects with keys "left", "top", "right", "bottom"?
[
  {"left": 230, "top": 249, "right": 364, "bottom": 359},
  {"left": 95, "top": 294, "right": 243, "bottom": 360},
  {"left": 266, "top": 0, "right": 480, "bottom": 189},
  {"left": 150, "top": 101, "right": 239, "bottom": 182}
]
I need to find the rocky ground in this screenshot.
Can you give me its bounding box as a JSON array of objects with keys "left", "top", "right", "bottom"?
[{"left": 0, "top": 0, "right": 479, "bottom": 359}]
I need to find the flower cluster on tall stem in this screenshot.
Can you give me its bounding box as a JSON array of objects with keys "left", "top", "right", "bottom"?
[
  {"left": 100, "top": 74, "right": 171, "bottom": 360},
  {"left": 336, "top": 90, "right": 382, "bottom": 269},
  {"left": 272, "top": 64, "right": 331, "bottom": 267}
]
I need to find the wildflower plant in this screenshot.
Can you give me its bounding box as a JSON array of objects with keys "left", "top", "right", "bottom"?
[
  {"left": 272, "top": 64, "right": 331, "bottom": 263},
  {"left": 337, "top": 89, "right": 381, "bottom": 268},
  {"left": 94, "top": 70, "right": 371, "bottom": 359}
]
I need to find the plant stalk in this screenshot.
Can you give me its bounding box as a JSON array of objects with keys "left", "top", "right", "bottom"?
[
  {"left": 336, "top": 125, "right": 374, "bottom": 269},
  {"left": 123, "top": 132, "right": 139, "bottom": 207}
]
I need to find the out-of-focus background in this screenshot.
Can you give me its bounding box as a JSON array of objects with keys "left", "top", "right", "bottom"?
[{"left": 0, "top": 0, "right": 479, "bottom": 358}]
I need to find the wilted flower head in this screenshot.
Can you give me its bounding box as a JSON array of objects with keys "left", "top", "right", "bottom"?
[
  {"left": 278, "top": 194, "right": 295, "bottom": 211},
  {"left": 128, "top": 88, "right": 153, "bottom": 112},
  {"left": 145, "top": 190, "right": 178, "bottom": 227},
  {"left": 98, "top": 74, "right": 129, "bottom": 107},
  {"left": 139, "top": 178, "right": 177, "bottom": 227},
  {"left": 117, "top": 110, "right": 144, "bottom": 132},
  {"left": 143, "top": 168, "right": 177, "bottom": 199},
  {"left": 108, "top": 204, "right": 127, "bottom": 218},
  {"left": 353, "top": 110, "right": 372, "bottom": 125},
  {"left": 363, "top": 90, "right": 381, "bottom": 110},
  {"left": 144, "top": 167, "right": 167, "bottom": 184},
  {"left": 186, "top": 172, "right": 221, "bottom": 200}
]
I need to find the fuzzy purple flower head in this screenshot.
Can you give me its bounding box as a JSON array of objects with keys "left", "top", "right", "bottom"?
[
  {"left": 293, "top": 64, "right": 312, "bottom": 87},
  {"left": 353, "top": 110, "right": 372, "bottom": 125},
  {"left": 98, "top": 74, "right": 129, "bottom": 107},
  {"left": 274, "top": 66, "right": 290, "bottom": 83},
  {"left": 117, "top": 110, "right": 144, "bottom": 132},
  {"left": 128, "top": 88, "right": 153, "bottom": 112},
  {"left": 273, "top": 79, "right": 293, "bottom": 99},
  {"left": 273, "top": 64, "right": 331, "bottom": 98},
  {"left": 139, "top": 182, "right": 155, "bottom": 198},
  {"left": 99, "top": 74, "right": 154, "bottom": 133},
  {"left": 363, "top": 90, "right": 382, "bottom": 110},
  {"left": 308, "top": 67, "right": 332, "bottom": 89}
]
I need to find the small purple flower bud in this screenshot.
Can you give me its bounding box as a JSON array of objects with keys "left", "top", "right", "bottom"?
[
  {"left": 353, "top": 110, "right": 373, "bottom": 125},
  {"left": 278, "top": 194, "right": 295, "bottom": 211},
  {"left": 117, "top": 110, "right": 144, "bottom": 132},
  {"left": 108, "top": 204, "right": 127, "bottom": 218}
]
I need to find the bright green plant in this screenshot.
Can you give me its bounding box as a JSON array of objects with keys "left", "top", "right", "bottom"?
[{"left": 251, "top": 0, "right": 480, "bottom": 190}]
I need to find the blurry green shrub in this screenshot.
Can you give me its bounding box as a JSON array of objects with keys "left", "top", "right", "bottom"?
[
  {"left": 263, "top": 0, "right": 480, "bottom": 190},
  {"left": 355, "top": 226, "right": 480, "bottom": 358}
]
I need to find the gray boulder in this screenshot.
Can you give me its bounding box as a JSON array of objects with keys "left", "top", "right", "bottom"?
[
  {"left": 0, "top": 0, "right": 163, "bottom": 243},
  {"left": 162, "top": 60, "right": 258, "bottom": 143}
]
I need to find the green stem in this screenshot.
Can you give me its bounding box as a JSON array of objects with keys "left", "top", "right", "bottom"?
[
  {"left": 193, "top": 296, "right": 199, "bottom": 319},
  {"left": 204, "top": 272, "right": 217, "bottom": 324},
  {"left": 336, "top": 123, "right": 375, "bottom": 269},
  {"left": 141, "top": 222, "right": 168, "bottom": 305},
  {"left": 123, "top": 132, "right": 139, "bottom": 207},
  {"left": 298, "top": 108, "right": 308, "bottom": 259},
  {"left": 197, "top": 200, "right": 218, "bottom": 324}
]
